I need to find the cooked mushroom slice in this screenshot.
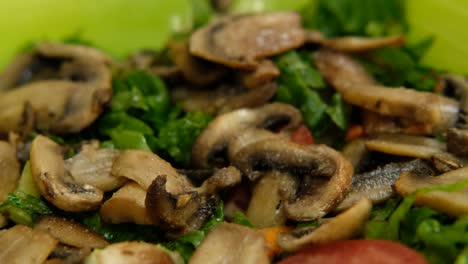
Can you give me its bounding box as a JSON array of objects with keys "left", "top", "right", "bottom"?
[
  {"left": 100, "top": 182, "right": 155, "bottom": 225},
  {"left": 278, "top": 198, "right": 372, "bottom": 252},
  {"left": 0, "top": 225, "right": 58, "bottom": 264},
  {"left": 395, "top": 167, "right": 468, "bottom": 217},
  {"left": 315, "top": 49, "right": 459, "bottom": 134},
  {"left": 65, "top": 144, "right": 124, "bottom": 191},
  {"left": 192, "top": 102, "right": 302, "bottom": 168},
  {"left": 0, "top": 53, "right": 34, "bottom": 91},
  {"left": 362, "top": 110, "right": 438, "bottom": 136},
  {"left": 439, "top": 74, "right": 468, "bottom": 124},
  {"left": 189, "top": 223, "right": 269, "bottom": 264},
  {"left": 306, "top": 32, "right": 405, "bottom": 52},
  {"left": 171, "top": 82, "right": 277, "bottom": 115},
  {"left": 86, "top": 242, "right": 183, "bottom": 264},
  {"left": 0, "top": 43, "right": 112, "bottom": 134},
  {"left": 365, "top": 133, "right": 464, "bottom": 172},
  {"left": 125, "top": 49, "right": 182, "bottom": 80},
  {"left": 112, "top": 150, "right": 241, "bottom": 232},
  {"left": 168, "top": 40, "right": 226, "bottom": 86},
  {"left": 231, "top": 137, "right": 353, "bottom": 221},
  {"left": 47, "top": 245, "right": 91, "bottom": 264},
  {"left": 341, "top": 139, "right": 367, "bottom": 169},
  {"left": 35, "top": 216, "right": 108, "bottom": 249},
  {"left": 246, "top": 171, "right": 297, "bottom": 228},
  {"left": 336, "top": 159, "right": 435, "bottom": 211},
  {"left": 0, "top": 141, "right": 20, "bottom": 202},
  {"left": 30, "top": 135, "right": 103, "bottom": 212},
  {"left": 237, "top": 60, "right": 280, "bottom": 89},
  {"left": 190, "top": 12, "right": 306, "bottom": 69},
  {"left": 447, "top": 127, "right": 468, "bottom": 156}
]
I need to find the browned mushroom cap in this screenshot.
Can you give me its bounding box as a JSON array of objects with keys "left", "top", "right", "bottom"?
[
  {"left": 362, "top": 110, "right": 439, "bottom": 136},
  {"left": 306, "top": 32, "right": 405, "bottom": 52},
  {"left": 171, "top": 82, "right": 278, "bottom": 115},
  {"left": 64, "top": 144, "right": 124, "bottom": 192},
  {"left": 336, "top": 159, "right": 435, "bottom": 211},
  {"left": 189, "top": 223, "right": 269, "bottom": 264},
  {"left": 314, "top": 49, "right": 459, "bottom": 135},
  {"left": 192, "top": 102, "right": 302, "bottom": 168},
  {"left": 190, "top": 12, "right": 306, "bottom": 69},
  {"left": 100, "top": 182, "right": 154, "bottom": 225},
  {"left": 112, "top": 150, "right": 241, "bottom": 232},
  {"left": 87, "top": 242, "right": 182, "bottom": 264},
  {"left": 447, "top": 127, "right": 468, "bottom": 156},
  {"left": 395, "top": 167, "right": 468, "bottom": 217},
  {"left": 0, "top": 141, "right": 20, "bottom": 202},
  {"left": 30, "top": 135, "right": 103, "bottom": 212},
  {"left": 0, "top": 53, "right": 34, "bottom": 91},
  {"left": 0, "top": 43, "right": 112, "bottom": 134},
  {"left": 0, "top": 225, "right": 58, "bottom": 263},
  {"left": 278, "top": 198, "right": 372, "bottom": 252},
  {"left": 168, "top": 40, "right": 226, "bottom": 86},
  {"left": 237, "top": 60, "right": 280, "bottom": 89},
  {"left": 231, "top": 137, "right": 353, "bottom": 221},
  {"left": 35, "top": 216, "right": 109, "bottom": 249}
]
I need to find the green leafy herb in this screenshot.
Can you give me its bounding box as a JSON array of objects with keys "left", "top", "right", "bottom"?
[
  {"left": 232, "top": 211, "right": 254, "bottom": 227},
  {"left": 155, "top": 111, "right": 212, "bottom": 166},
  {"left": 275, "top": 51, "right": 347, "bottom": 136},
  {"left": 302, "top": 0, "right": 406, "bottom": 37},
  {"left": 0, "top": 191, "right": 53, "bottom": 226}
]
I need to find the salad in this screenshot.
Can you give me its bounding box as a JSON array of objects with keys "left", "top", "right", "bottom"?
[{"left": 0, "top": 0, "right": 467, "bottom": 263}]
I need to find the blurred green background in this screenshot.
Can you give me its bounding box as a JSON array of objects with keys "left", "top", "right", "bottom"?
[{"left": 0, "top": 0, "right": 466, "bottom": 73}]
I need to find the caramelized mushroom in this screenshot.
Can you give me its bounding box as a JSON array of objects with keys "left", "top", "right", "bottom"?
[
  {"left": 278, "top": 198, "right": 372, "bottom": 252},
  {"left": 447, "top": 127, "right": 468, "bottom": 156},
  {"left": 189, "top": 223, "right": 269, "bottom": 264},
  {"left": 0, "top": 225, "right": 58, "bottom": 264},
  {"left": 231, "top": 136, "right": 353, "bottom": 221},
  {"left": 306, "top": 32, "right": 405, "bottom": 52},
  {"left": 190, "top": 12, "right": 306, "bottom": 69},
  {"left": 171, "top": 82, "right": 278, "bottom": 115},
  {"left": 0, "top": 43, "right": 112, "bottom": 134},
  {"left": 30, "top": 135, "right": 103, "bottom": 212},
  {"left": 35, "top": 216, "right": 108, "bottom": 249},
  {"left": 395, "top": 167, "right": 468, "bottom": 217},
  {"left": 315, "top": 49, "right": 459, "bottom": 135},
  {"left": 0, "top": 141, "right": 20, "bottom": 202},
  {"left": 192, "top": 103, "right": 302, "bottom": 168},
  {"left": 237, "top": 60, "right": 280, "bottom": 89}
]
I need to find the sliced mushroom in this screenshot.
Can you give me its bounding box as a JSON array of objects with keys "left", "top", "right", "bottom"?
[
  {"left": 231, "top": 137, "right": 353, "bottom": 221},
  {"left": 64, "top": 144, "right": 124, "bottom": 191},
  {"left": 100, "top": 182, "right": 155, "bottom": 225},
  {"left": 47, "top": 245, "right": 91, "bottom": 264},
  {"left": 246, "top": 171, "right": 297, "bottom": 228},
  {"left": 86, "top": 242, "right": 182, "bottom": 264},
  {"left": 237, "top": 60, "right": 280, "bottom": 89},
  {"left": 362, "top": 110, "right": 438, "bottom": 136},
  {"left": 171, "top": 82, "right": 278, "bottom": 115},
  {"left": 447, "top": 127, "right": 468, "bottom": 156},
  {"left": 168, "top": 40, "right": 226, "bottom": 86},
  {"left": 341, "top": 139, "right": 367, "bottom": 169},
  {"left": 395, "top": 167, "right": 468, "bottom": 217},
  {"left": 192, "top": 102, "right": 302, "bottom": 168},
  {"left": 190, "top": 12, "right": 306, "bottom": 69},
  {"left": 0, "top": 225, "right": 58, "bottom": 264},
  {"left": 0, "top": 43, "right": 112, "bottom": 134},
  {"left": 0, "top": 53, "right": 34, "bottom": 91},
  {"left": 0, "top": 141, "right": 20, "bottom": 202},
  {"left": 278, "top": 198, "right": 372, "bottom": 252},
  {"left": 30, "top": 135, "right": 103, "bottom": 212},
  {"left": 125, "top": 49, "right": 182, "bottom": 81},
  {"left": 336, "top": 159, "right": 435, "bottom": 211},
  {"left": 35, "top": 216, "right": 108, "bottom": 249},
  {"left": 438, "top": 74, "right": 468, "bottom": 125},
  {"left": 306, "top": 32, "right": 405, "bottom": 52},
  {"left": 314, "top": 49, "right": 459, "bottom": 135},
  {"left": 112, "top": 150, "right": 241, "bottom": 232},
  {"left": 365, "top": 133, "right": 464, "bottom": 172},
  {"left": 189, "top": 223, "right": 269, "bottom": 264}
]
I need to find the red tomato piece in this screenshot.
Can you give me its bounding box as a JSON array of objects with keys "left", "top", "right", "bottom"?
[
  {"left": 290, "top": 125, "right": 314, "bottom": 145},
  {"left": 278, "top": 240, "right": 428, "bottom": 264}
]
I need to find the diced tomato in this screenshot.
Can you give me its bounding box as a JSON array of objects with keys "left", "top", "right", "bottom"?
[
  {"left": 290, "top": 125, "right": 314, "bottom": 145},
  {"left": 278, "top": 240, "right": 428, "bottom": 264}
]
